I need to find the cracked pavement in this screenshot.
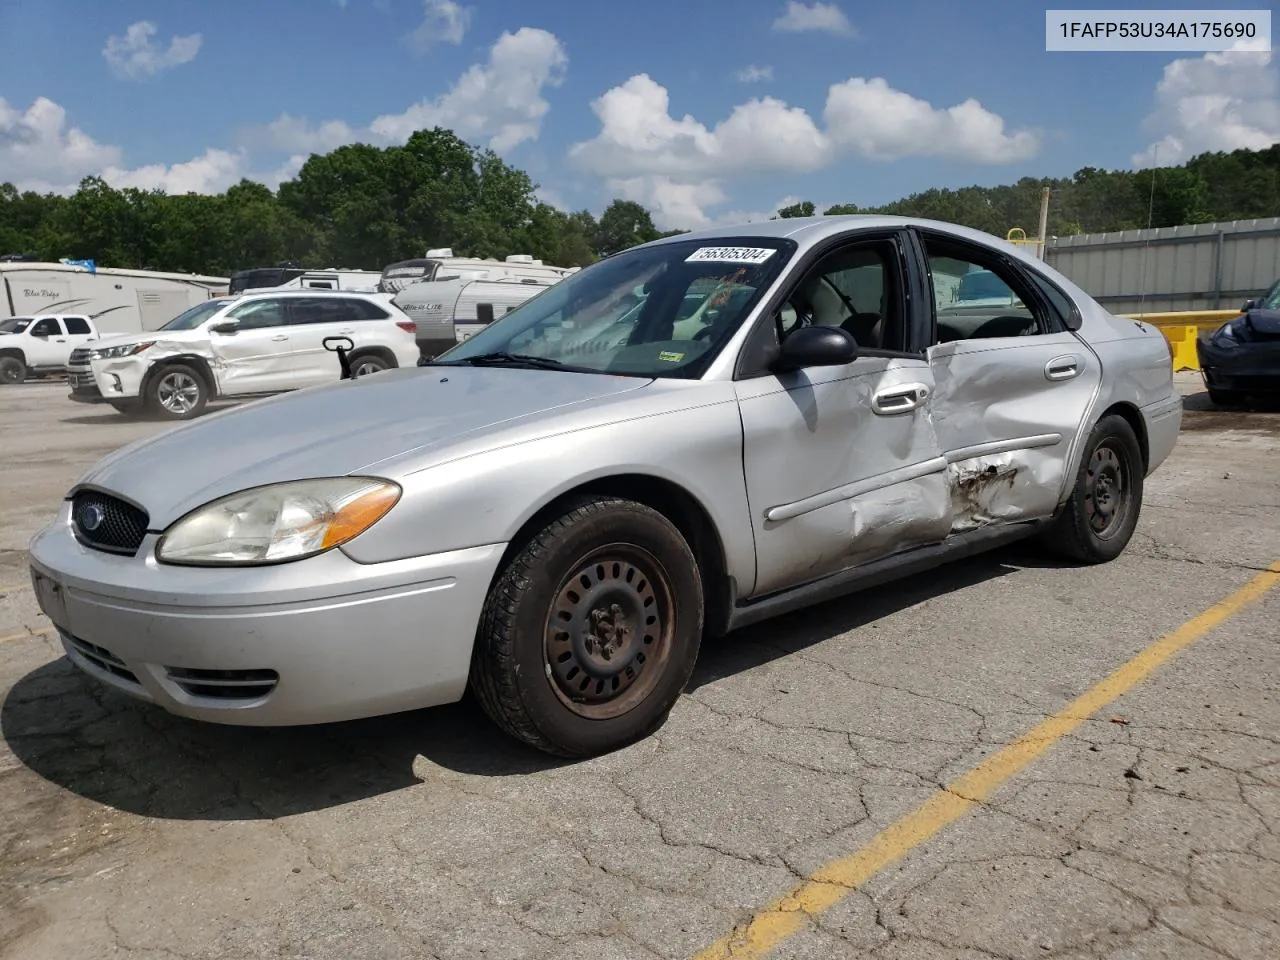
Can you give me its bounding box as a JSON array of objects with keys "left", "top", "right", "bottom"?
[{"left": 1, "top": 376, "right": 1278, "bottom": 960}]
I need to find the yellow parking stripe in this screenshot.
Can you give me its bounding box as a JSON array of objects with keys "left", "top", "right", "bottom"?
[
  {"left": 0, "top": 581, "right": 31, "bottom": 595},
  {"left": 693, "top": 560, "right": 1280, "bottom": 959},
  {"left": 0, "top": 627, "right": 53, "bottom": 645}
]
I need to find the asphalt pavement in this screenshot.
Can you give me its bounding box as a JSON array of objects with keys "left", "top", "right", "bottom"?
[{"left": 1, "top": 375, "right": 1277, "bottom": 960}]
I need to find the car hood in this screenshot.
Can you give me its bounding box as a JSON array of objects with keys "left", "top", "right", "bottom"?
[
  {"left": 74, "top": 366, "right": 654, "bottom": 528},
  {"left": 91, "top": 329, "right": 206, "bottom": 349}
]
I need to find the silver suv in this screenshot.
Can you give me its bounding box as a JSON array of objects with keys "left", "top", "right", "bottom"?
[{"left": 67, "top": 290, "right": 420, "bottom": 418}]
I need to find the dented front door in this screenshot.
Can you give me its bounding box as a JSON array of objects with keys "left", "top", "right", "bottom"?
[{"left": 736, "top": 355, "right": 952, "bottom": 598}]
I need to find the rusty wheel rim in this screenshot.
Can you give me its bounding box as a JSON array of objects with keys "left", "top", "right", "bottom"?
[
  {"left": 543, "top": 543, "right": 675, "bottom": 720},
  {"left": 1085, "top": 441, "right": 1129, "bottom": 540}
]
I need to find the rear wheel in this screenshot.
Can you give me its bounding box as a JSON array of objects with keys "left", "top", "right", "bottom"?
[
  {"left": 0, "top": 356, "right": 26, "bottom": 385},
  {"left": 469, "top": 496, "right": 704, "bottom": 758},
  {"left": 145, "top": 364, "right": 209, "bottom": 420},
  {"left": 1040, "top": 414, "right": 1144, "bottom": 564},
  {"left": 349, "top": 353, "right": 391, "bottom": 378}
]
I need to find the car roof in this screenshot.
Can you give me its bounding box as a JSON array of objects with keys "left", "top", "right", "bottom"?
[{"left": 645, "top": 214, "right": 1031, "bottom": 261}]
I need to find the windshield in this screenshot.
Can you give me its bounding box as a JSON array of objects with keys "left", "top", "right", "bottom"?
[
  {"left": 436, "top": 238, "right": 794, "bottom": 377},
  {"left": 0, "top": 317, "right": 33, "bottom": 334},
  {"left": 159, "top": 299, "right": 231, "bottom": 331},
  {"left": 1259, "top": 279, "right": 1280, "bottom": 311}
]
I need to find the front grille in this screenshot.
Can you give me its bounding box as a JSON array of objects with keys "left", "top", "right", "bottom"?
[
  {"left": 71, "top": 489, "right": 150, "bottom": 556},
  {"left": 68, "top": 347, "right": 93, "bottom": 366},
  {"left": 165, "top": 667, "right": 279, "bottom": 701},
  {"left": 65, "top": 633, "right": 141, "bottom": 686}
]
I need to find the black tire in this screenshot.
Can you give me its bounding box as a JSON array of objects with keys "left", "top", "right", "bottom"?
[
  {"left": 1208, "top": 388, "right": 1245, "bottom": 407},
  {"left": 349, "top": 353, "right": 391, "bottom": 378},
  {"left": 144, "top": 363, "right": 209, "bottom": 420},
  {"left": 0, "top": 356, "right": 26, "bottom": 385},
  {"left": 1040, "top": 414, "right": 1144, "bottom": 564},
  {"left": 469, "top": 495, "right": 704, "bottom": 758}
]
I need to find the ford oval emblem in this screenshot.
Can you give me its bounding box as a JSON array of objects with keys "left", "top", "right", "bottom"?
[{"left": 80, "top": 504, "right": 106, "bottom": 532}]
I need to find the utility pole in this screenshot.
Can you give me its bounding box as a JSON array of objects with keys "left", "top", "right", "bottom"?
[{"left": 1036, "top": 186, "right": 1050, "bottom": 259}]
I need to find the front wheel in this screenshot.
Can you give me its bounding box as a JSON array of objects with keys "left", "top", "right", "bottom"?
[
  {"left": 1040, "top": 414, "right": 1144, "bottom": 564},
  {"left": 145, "top": 364, "right": 209, "bottom": 420},
  {"left": 469, "top": 496, "right": 704, "bottom": 758}
]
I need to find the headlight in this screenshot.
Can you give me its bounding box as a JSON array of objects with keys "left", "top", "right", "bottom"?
[
  {"left": 93, "top": 341, "right": 155, "bottom": 360},
  {"left": 156, "top": 477, "right": 401, "bottom": 566}
]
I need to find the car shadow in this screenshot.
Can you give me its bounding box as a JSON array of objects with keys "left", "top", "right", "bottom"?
[
  {"left": 1180, "top": 385, "right": 1280, "bottom": 435},
  {"left": 2, "top": 546, "right": 1030, "bottom": 821}
]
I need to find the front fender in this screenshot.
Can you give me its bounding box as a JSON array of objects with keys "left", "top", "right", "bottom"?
[{"left": 339, "top": 390, "right": 758, "bottom": 591}]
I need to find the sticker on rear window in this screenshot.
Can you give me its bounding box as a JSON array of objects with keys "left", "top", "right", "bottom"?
[{"left": 685, "top": 246, "right": 776, "bottom": 265}]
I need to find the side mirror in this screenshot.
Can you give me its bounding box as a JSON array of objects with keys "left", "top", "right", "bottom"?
[
  {"left": 209, "top": 320, "right": 239, "bottom": 335},
  {"left": 770, "top": 324, "right": 859, "bottom": 373},
  {"left": 1241, "top": 299, "right": 1257, "bottom": 313}
]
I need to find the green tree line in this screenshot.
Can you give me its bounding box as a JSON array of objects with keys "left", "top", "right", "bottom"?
[
  {"left": 792, "top": 144, "right": 1280, "bottom": 237},
  {"left": 2, "top": 128, "right": 1277, "bottom": 277}
]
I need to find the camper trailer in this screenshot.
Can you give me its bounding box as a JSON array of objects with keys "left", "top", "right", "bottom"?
[
  {"left": 391, "top": 275, "right": 556, "bottom": 358},
  {"left": 229, "top": 266, "right": 383, "bottom": 294},
  {"left": 378, "top": 249, "right": 578, "bottom": 294},
  {"left": 1, "top": 261, "right": 228, "bottom": 336}
]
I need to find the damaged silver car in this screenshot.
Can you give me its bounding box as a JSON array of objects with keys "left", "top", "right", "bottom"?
[{"left": 28, "top": 216, "right": 1182, "bottom": 758}]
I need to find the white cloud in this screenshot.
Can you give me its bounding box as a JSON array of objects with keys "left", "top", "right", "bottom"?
[
  {"left": 101, "top": 148, "right": 248, "bottom": 195},
  {"left": 568, "top": 73, "right": 1037, "bottom": 228},
  {"left": 247, "top": 27, "right": 568, "bottom": 157},
  {"left": 372, "top": 27, "right": 567, "bottom": 150},
  {"left": 408, "top": 0, "right": 472, "bottom": 54},
  {"left": 771, "top": 1, "right": 854, "bottom": 37},
  {"left": 568, "top": 74, "right": 830, "bottom": 181},
  {"left": 735, "top": 65, "right": 774, "bottom": 83},
  {"left": 1132, "top": 48, "right": 1279, "bottom": 167},
  {"left": 0, "top": 96, "right": 122, "bottom": 193},
  {"left": 103, "top": 21, "right": 202, "bottom": 80},
  {"left": 823, "top": 77, "right": 1040, "bottom": 162}
]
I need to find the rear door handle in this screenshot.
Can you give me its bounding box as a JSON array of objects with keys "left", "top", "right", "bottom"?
[
  {"left": 271, "top": 335, "right": 289, "bottom": 342},
  {"left": 1045, "top": 355, "right": 1082, "bottom": 381},
  {"left": 872, "top": 382, "right": 930, "bottom": 415}
]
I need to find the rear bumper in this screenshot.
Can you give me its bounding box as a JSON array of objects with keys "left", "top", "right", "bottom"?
[
  {"left": 1142, "top": 392, "right": 1182, "bottom": 476},
  {"left": 28, "top": 503, "right": 506, "bottom": 726}
]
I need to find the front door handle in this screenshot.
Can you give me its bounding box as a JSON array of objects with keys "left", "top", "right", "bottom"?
[
  {"left": 271, "top": 335, "right": 289, "bottom": 342},
  {"left": 872, "top": 382, "right": 930, "bottom": 415},
  {"left": 1045, "top": 355, "right": 1082, "bottom": 381}
]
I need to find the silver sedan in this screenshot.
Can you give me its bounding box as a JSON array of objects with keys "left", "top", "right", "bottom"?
[{"left": 28, "top": 216, "right": 1182, "bottom": 757}]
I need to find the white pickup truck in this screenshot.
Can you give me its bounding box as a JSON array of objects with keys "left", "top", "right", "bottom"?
[{"left": 0, "top": 314, "right": 100, "bottom": 384}]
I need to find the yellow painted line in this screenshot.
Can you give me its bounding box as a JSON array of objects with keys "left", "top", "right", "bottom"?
[
  {"left": 693, "top": 561, "right": 1280, "bottom": 960},
  {"left": 0, "top": 581, "right": 31, "bottom": 595},
  {"left": 0, "top": 627, "right": 54, "bottom": 645}
]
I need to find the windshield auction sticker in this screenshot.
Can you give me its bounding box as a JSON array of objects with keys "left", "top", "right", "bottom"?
[{"left": 685, "top": 247, "right": 777, "bottom": 264}]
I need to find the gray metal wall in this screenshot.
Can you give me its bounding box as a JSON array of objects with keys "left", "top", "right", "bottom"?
[{"left": 1041, "top": 217, "right": 1280, "bottom": 314}]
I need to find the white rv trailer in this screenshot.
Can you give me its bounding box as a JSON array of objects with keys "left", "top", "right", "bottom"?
[
  {"left": 378, "top": 249, "right": 578, "bottom": 294},
  {"left": 392, "top": 275, "right": 557, "bottom": 358},
  {"left": 0, "top": 261, "right": 228, "bottom": 336}
]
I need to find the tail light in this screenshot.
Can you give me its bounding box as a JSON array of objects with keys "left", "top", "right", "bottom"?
[{"left": 396, "top": 320, "right": 417, "bottom": 336}]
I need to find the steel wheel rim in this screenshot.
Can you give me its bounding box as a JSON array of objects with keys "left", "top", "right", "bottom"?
[
  {"left": 543, "top": 543, "right": 676, "bottom": 720},
  {"left": 352, "top": 360, "right": 384, "bottom": 378},
  {"left": 157, "top": 372, "right": 200, "bottom": 414},
  {"left": 1084, "top": 441, "right": 1129, "bottom": 540}
]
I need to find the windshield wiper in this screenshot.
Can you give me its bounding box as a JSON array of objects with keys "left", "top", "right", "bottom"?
[{"left": 444, "top": 351, "right": 566, "bottom": 369}]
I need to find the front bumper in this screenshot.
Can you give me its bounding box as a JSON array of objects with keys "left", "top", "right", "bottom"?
[
  {"left": 66, "top": 365, "right": 107, "bottom": 403},
  {"left": 28, "top": 502, "right": 506, "bottom": 726},
  {"left": 1196, "top": 336, "right": 1280, "bottom": 395}
]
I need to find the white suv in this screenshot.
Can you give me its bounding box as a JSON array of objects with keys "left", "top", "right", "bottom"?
[{"left": 67, "top": 290, "right": 420, "bottom": 419}]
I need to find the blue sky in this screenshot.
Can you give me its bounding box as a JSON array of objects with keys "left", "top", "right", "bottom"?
[{"left": 1, "top": 0, "right": 1276, "bottom": 229}]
